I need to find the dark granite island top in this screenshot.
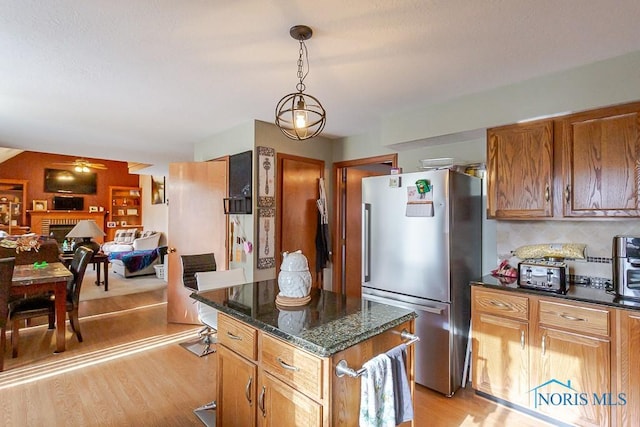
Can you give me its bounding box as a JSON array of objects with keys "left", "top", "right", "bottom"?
[{"left": 190, "top": 279, "right": 417, "bottom": 357}]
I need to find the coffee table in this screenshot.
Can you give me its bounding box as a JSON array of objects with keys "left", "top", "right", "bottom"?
[{"left": 60, "top": 251, "right": 110, "bottom": 291}]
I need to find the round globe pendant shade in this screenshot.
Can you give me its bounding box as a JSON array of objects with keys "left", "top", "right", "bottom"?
[{"left": 275, "top": 92, "right": 326, "bottom": 140}]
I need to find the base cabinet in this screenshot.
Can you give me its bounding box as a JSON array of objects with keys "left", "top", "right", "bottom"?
[
  {"left": 617, "top": 310, "right": 640, "bottom": 426},
  {"left": 257, "top": 371, "right": 322, "bottom": 427},
  {"left": 532, "top": 327, "right": 610, "bottom": 427},
  {"left": 472, "top": 287, "right": 617, "bottom": 426},
  {"left": 473, "top": 312, "right": 529, "bottom": 405},
  {"left": 217, "top": 345, "right": 257, "bottom": 427}
]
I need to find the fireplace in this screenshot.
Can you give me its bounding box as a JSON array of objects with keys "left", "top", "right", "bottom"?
[
  {"left": 49, "top": 224, "right": 76, "bottom": 246},
  {"left": 27, "top": 211, "right": 106, "bottom": 244}
]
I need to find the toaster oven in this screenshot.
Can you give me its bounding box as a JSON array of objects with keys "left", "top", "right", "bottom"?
[{"left": 518, "top": 260, "right": 568, "bottom": 294}]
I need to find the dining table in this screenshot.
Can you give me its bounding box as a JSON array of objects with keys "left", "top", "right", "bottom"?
[{"left": 11, "top": 262, "right": 73, "bottom": 353}]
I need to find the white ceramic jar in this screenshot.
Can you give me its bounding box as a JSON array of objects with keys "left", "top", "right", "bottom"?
[{"left": 278, "top": 250, "right": 312, "bottom": 298}]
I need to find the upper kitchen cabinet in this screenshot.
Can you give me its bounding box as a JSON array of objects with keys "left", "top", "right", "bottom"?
[
  {"left": 559, "top": 102, "right": 640, "bottom": 217},
  {"left": 487, "top": 120, "right": 554, "bottom": 219},
  {"left": 487, "top": 101, "right": 640, "bottom": 220}
]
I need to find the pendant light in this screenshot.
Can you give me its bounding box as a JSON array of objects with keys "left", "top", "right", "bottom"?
[{"left": 275, "top": 25, "right": 326, "bottom": 140}]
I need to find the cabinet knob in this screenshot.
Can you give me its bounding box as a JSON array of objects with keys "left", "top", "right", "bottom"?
[{"left": 167, "top": 247, "right": 177, "bottom": 253}]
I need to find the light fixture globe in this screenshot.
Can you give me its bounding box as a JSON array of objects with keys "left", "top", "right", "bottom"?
[
  {"left": 275, "top": 25, "right": 326, "bottom": 141},
  {"left": 275, "top": 92, "right": 326, "bottom": 140}
]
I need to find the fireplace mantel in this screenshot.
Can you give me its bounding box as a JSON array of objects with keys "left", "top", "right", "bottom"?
[{"left": 28, "top": 210, "right": 108, "bottom": 243}]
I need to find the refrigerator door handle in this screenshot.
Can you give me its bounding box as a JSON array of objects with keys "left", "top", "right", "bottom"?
[
  {"left": 362, "top": 203, "right": 371, "bottom": 282},
  {"left": 363, "top": 293, "right": 444, "bottom": 315}
]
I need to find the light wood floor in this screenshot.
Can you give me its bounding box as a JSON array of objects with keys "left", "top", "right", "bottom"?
[{"left": 0, "top": 290, "right": 551, "bottom": 426}]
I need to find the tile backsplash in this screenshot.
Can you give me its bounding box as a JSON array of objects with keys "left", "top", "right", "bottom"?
[{"left": 496, "top": 220, "right": 640, "bottom": 280}]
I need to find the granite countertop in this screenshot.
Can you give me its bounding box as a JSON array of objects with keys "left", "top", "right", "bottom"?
[
  {"left": 191, "top": 280, "right": 417, "bottom": 358},
  {"left": 472, "top": 274, "right": 640, "bottom": 311}
]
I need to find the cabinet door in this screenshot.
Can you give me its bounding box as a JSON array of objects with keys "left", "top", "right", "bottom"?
[
  {"left": 258, "top": 371, "right": 321, "bottom": 427},
  {"left": 217, "top": 345, "right": 257, "bottom": 427},
  {"left": 532, "top": 327, "right": 610, "bottom": 427},
  {"left": 487, "top": 120, "right": 554, "bottom": 218},
  {"left": 561, "top": 106, "right": 640, "bottom": 217},
  {"left": 472, "top": 312, "right": 529, "bottom": 405},
  {"left": 618, "top": 310, "right": 640, "bottom": 426}
]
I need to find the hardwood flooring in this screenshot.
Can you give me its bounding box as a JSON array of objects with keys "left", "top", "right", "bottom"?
[{"left": 0, "top": 290, "right": 552, "bottom": 426}]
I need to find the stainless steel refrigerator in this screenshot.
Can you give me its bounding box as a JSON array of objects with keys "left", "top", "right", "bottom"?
[{"left": 361, "top": 169, "right": 482, "bottom": 396}]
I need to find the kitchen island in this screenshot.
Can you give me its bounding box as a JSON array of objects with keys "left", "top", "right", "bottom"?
[{"left": 191, "top": 280, "right": 418, "bottom": 427}]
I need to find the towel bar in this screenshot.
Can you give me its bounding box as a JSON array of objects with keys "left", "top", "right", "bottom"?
[{"left": 334, "top": 330, "right": 420, "bottom": 378}]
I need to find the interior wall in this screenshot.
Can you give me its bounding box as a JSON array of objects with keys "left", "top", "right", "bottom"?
[
  {"left": 139, "top": 174, "right": 168, "bottom": 247},
  {"left": 193, "top": 120, "right": 335, "bottom": 287},
  {"left": 334, "top": 51, "right": 640, "bottom": 276},
  {"left": 0, "top": 151, "right": 139, "bottom": 230}
]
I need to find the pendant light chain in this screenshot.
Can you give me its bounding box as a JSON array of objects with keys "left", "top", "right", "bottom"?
[{"left": 296, "top": 40, "right": 309, "bottom": 93}]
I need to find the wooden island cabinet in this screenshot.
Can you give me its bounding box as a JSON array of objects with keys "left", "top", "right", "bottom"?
[
  {"left": 192, "top": 281, "right": 418, "bottom": 427},
  {"left": 472, "top": 280, "right": 640, "bottom": 427}
]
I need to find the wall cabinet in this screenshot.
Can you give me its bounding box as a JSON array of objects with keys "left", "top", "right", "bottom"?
[
  {"left": 0, "top": 179, "right": 27, "bottom": 230},
  {"left": 487, "top": 101, "right": 640, "bottom": 219},
  {"left": 472, "top": 287, "right": 614, "bottom": 426},
  {"left": 107, "top": 186, "right": 142, "bottom": 241},
  {"left": 559, "top": 105, "right": 640, "bottom": 217},
  {"left": 487, "top": 120, "right": 554, "bottom": 218}
]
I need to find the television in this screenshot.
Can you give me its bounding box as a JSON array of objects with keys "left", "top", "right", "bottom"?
[
  {"left": 44, "top": 168, "right": 97, "bottom": 195},
  {"left": 53, "top": 196, "right": 84, "bottom": 211}
]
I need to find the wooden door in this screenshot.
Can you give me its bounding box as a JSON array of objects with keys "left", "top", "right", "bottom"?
[
  {"left": 167, "top": 160, "right": 227, "bottom": 324},
  {"left": 217, "top": 345, "right": 257, "bottom": 427},
  {"left": 533, "top": 327, "right": 610, "bottom": 426},
  {"left": 258, "top": 372, "right": 322, "bottom": 427},
  {"left": 487, "top": 120, "right": 554, "bottom": 218},
  {"left": 561, "top": 105, "right": 640, "bottom": 217},
  {"left": 472, "top": 313, "right": 529, "bottom": 405},
  {"left": 276, "top": 154, "right": 324, "bottom": 287},
  {"left": 618, "top": 310, "right": 640, "bottom": 426},
  {"left": 332, "top": 155, "right": 396, "bottom": 296}
]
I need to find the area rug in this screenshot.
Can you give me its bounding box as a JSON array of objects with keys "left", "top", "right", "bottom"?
[{"left": 79, "top": 267, "right": 167, "bottom": 301}]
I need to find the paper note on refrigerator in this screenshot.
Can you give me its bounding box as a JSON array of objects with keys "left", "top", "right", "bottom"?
[{"left": 406, "top": 185, "right": 434, "bottom": 217}]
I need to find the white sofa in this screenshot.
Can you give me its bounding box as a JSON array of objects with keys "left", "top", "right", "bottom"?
[{"left": 102, "top": 229, "right": 161, "bottom": 255}]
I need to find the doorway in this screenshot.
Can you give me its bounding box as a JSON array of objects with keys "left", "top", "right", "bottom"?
[
  {"left": 332, "top": 154, "right": 397, "bottom": 297},
  {"left": 276, "top": 153, "right": 325, "bottom": 289}
]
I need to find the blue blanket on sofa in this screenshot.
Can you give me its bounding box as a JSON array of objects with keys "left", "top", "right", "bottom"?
[{"left": 108, "top": 248, "right": 159, "bottom": 273}]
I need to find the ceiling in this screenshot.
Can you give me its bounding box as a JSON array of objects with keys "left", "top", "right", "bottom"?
[{"left": 2, "top": 1, "right": 640, "bottom": 174}]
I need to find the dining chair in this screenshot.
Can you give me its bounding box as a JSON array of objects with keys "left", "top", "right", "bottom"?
[
  {"left": 0, "top": 257, "right": 16, "bottom": 372},
  {"left": 9, "top": 246, "right": 93, "bottom": 358}
]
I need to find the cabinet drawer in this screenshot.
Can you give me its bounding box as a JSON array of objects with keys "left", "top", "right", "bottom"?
[
  {"left": 218, "top": 313, "right": 257, "bottom": 360},
  {"left": 473, "top": 289, "right": 528, "bottom": 320},
  {"left": 538, "top": 300, "right": 609, "bottom": 337},
  {"left": 261, "top": 333, "right": 323, "bottom": 400}
]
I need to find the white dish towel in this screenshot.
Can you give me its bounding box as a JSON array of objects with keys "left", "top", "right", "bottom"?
[{"left": 359, "top": 353, "right": 395, "bottom": 427}]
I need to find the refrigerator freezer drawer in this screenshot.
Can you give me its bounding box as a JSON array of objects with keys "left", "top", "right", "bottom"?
[{"left": 362, "top": 292, "right": 455, "bottom": 395}]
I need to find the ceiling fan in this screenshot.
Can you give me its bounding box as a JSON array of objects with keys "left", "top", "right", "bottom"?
[{"left": 52, "top": 158, "right": 107, "bottom": 172}]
